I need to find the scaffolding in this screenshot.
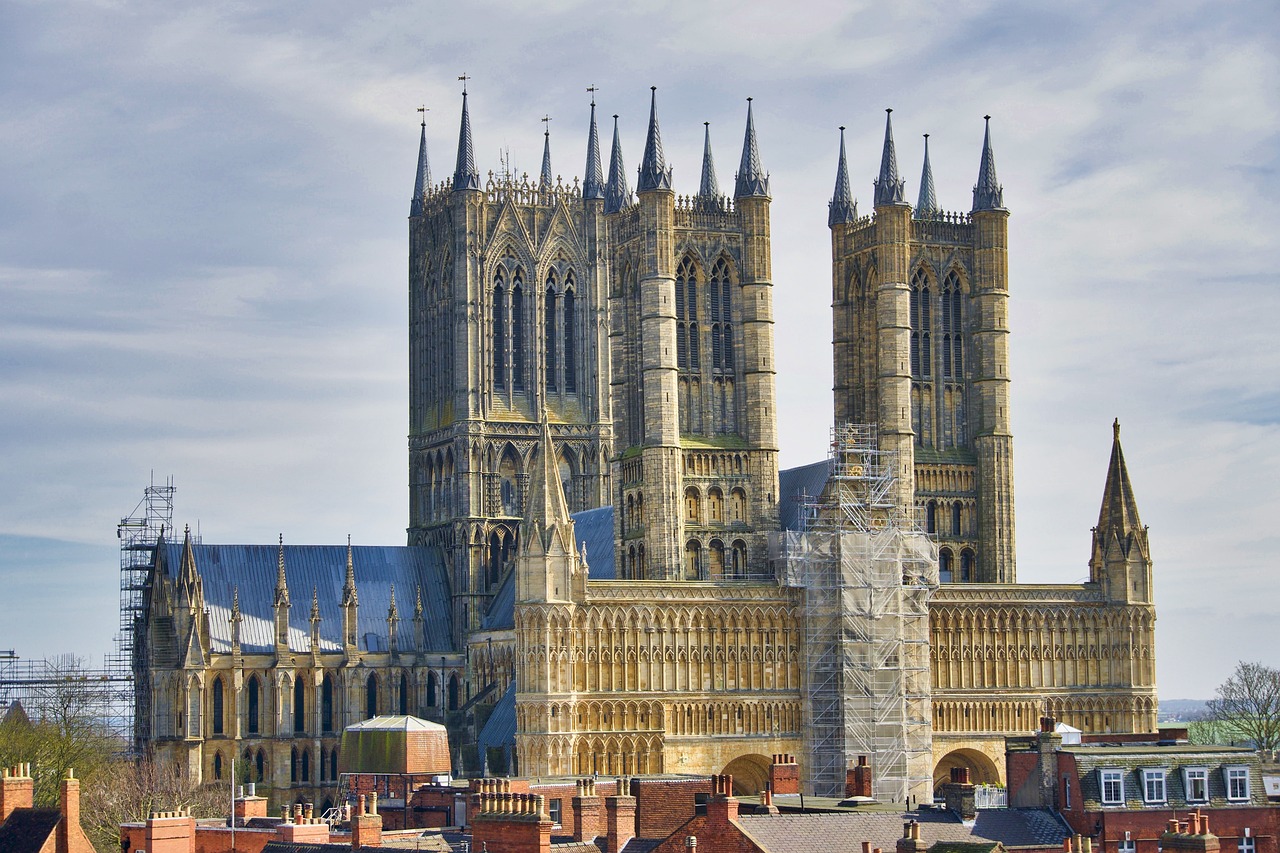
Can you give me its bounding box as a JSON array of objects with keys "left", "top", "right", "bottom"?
[{"left": 772, "top": 424, "right": 938, "bottom": 802}]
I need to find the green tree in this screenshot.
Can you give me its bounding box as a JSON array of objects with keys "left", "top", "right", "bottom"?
[{"left": 1205, "top": 661, "right": 1280, "bottom": 751}]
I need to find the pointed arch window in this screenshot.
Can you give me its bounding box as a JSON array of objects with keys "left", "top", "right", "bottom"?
[
  {"left": 545, "top": 274, "right": 558, "bottom": 391},
  {"left": 684, "top": 540, "right": 703, "bottom": 580},
  {"left": 212, "top": 677, "right": 224, "bottom": 735},
  {"left": 365, "top": 673, "right": 378, "bottom": 719},
  {"left": 941, "top": 270, "right": 963, "bottom": 379},
  {"left": 511, "top": 273, "right": 526, "bottom": 390},
  {"left": 427, "top": 671, "right": 439, "bottom": 707},
  {"left": 321, "top": 674, "right": 334, "bottom": 733},
  {"left": 247, "top": 676, "right": 260, "bottom": 735},
  {"left": 493, "top": 273, "right": 507, "bottom": 389},
  {"left": 400, "top": 672, "right": 409, "bottom": 716},
  {"left": 301, "top": 747, "right": 310, "bottom": 782},
  {"left": 255, "top": 748, "right": 265, "bottom": 782},
  {"left": 293, "top": 676, "right": 305, "bottom": 733},
  {"left": 563, "top": 281, "right": 577, "bottom": 392},
  {"left": 677, "top": 258, "right": 699, "bottom": 371},
  {"left": 710, "top": 259, "right": 734, "bottom": 371}
]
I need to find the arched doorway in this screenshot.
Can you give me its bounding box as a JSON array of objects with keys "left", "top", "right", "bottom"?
[
  {"left": 721, "top": 754, "right": 772, "bottom": 795},
  {"left": 933, "top": 748, "right": 1001, "bottom": 792}
]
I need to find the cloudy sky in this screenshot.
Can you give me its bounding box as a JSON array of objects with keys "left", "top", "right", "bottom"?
[{"left": 1, "top": 1, "right": 1276, "bottom": 700}]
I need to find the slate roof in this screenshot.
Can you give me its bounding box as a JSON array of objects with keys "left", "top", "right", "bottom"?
[
  {"left": 0, "top": 808, "right": 61, "bottom": 853},
  {"left": 778, "top": 459, "right": 832, "bottom": 531},
  {"left": 573, "top": 506, "right": 616, "bottom": 579},
  {"left": 736, "top": 807, "right": 1068, "bottom": 852},
  {"left": 476, "top": 682, "right": 516, "bottom": 765},
  {"left": 345, "top": 715, "right": 447, "bottom": 733},
  {"left": 156, "top": 542, "right": 454, "bottom": 654},
  {"left": 480, "top": 570, "right": 515, "bottom": 631},
  {"left": 1065, "top": 744, "right": 1268, "bottom": 808}
]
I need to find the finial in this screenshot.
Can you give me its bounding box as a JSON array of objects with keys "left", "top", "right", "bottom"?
[
  {"left": 417, "top": 105, "right": 427, "bottom": 128},
  {"left": 587, "top": 84, "right": 598, "bottom": 106},
  {"left": 458, "top": 73, "right": 470, "bottom": 95},
  {"left": 542, "top": 114, "right": 552, "bottom": 135},
  {"left": 1113, "top": 418, "right": 1120, "bottom": 441}
]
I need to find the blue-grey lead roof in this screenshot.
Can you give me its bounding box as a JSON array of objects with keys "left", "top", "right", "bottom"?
[
  {"left": 157, "top": 542, "right": 454, "bottom": 655},
  {"left": 778, "top": 459, "right": 833, "bottom": 531}
]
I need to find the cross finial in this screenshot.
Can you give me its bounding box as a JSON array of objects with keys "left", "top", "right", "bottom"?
[
  {"left": 587, "top": 85, "right": 598, "bottom": 106},
  {"left": 542, "top": 114, "right": 552, "bottom": 136},
  {"left": 458, "top": 73, "right": 470, "bottom": 95},
  {"left": 417, "top": 105, "right": 428, "bottom": 128}
]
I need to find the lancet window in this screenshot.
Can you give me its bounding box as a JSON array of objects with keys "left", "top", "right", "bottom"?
[
  {"left": 710, "top": 258, "right": 734, "bottom": 372},
  {"left": 676, "top": 257, "right": 699, "bottom": 371}
]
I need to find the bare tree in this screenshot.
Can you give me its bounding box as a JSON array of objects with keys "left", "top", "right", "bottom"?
[
  {"left": 1205, "top": 661, "right": 1280, "bottom": 751},
  {"left": 81, "top": 759, "right": 230, "bottom": 853}
]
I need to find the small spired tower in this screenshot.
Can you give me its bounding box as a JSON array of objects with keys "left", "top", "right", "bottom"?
[
  {"left": 1090, "top": 420, "right": 1153, "bottom": 606},
  {"left": 513, "top": 415, "right": 587, "bottom": 776}
]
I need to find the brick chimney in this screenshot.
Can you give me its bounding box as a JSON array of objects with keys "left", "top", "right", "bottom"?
[
  {"left": 352, "top": 793, "right": 383, "bottom": 848},
  {"left": 57, "top": 769, "right": 95, "bottom": 853},
  {"left": 143, "top": 809, "right": 196, "bottom": 853},
  {"left": 769, "top": 754, "right": 800, "bottom": 795},
  {"left": 233, "top": 783, "right": 268, "bottom": 823},
  {"left": 470, "top": 791, "right": 552, "bottom": 853},
  {"left": 605, "top": 780, "right": 636, "bottom": 853},
  {"left": 706, "top": 775, "right": 739, "bottom": 830},
  {"left": 846, "top": 755, "right": 873, "bottom": 799},
  {"left": 1162, "top": 811, "right": 1221, "bottom": 853},
  {"left": 1, "top": 763, "right": 34, "bottom": 823},
  {"left": 942, "top": 767, "right": 977, "bottom": 820},
  {"left": 571, "top": 778, "right": 603, "bottom": 842},
  {"left": 897, "top": 820, "right": 925, "bottom": 853}
]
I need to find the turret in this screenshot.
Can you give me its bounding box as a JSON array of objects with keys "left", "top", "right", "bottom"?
[
  {"left": 969, "top": 115, "right": 1016, "bottom": 581},
  {"left": 871, "top": 108, "right": 916, "bottom": 513},
  {"left": 1091, "top": 420, "right": 1152, "bottom": 604},
  {"left": 410, "top": 113, "right": 432, "bottom": 215},
  {"left": 633, "top": 88, "right": 682, "bottom": 578},
  {"left": 272, "top": 535, "right": 290, "bottom": 656},
  {"left": 583, "top": 96, "right": 605, "bottom": 201},
  {"left": 697, "top": 122, "right": 721, "bottom": 206},
  {"left": 539, "top": 121, "right": 553, "bottom": 188},
  {"left": 914, "top": 134, "right": 937, "bottom": 218},
  {"left": 604, "top": 115, "right": 631, "bottom": 214},
  {"left": 309, "top": 587, "right": 321, "bottom": 663},
  {"left": 828, "top": 127, "right": 857, "bottom": 227},
  {"left": 387, "top": 584, "right": 400, "bottom": 654},
  {"left": 229, "top": 586, "right": 242, "bottom": 662},
  {"left": 341, "top": 535, "right": 359, "bottom": 658},
  {"left": 733, "top": 99, "right": 780, "bottom": 525},
  {"left": 452, "top": 87, "right": 480, "bottom": 192},
  {"left": 517, "top": 416, "right": 585, "bottom": 603},
  {"left": 412, "top": 585, "right": 425, "bottom": 653}
]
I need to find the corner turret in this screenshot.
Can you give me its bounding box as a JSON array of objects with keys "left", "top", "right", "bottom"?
[
  {"left": 453, "top": 87, "right": 480, "bottom": 192},
  {"left": 972, "top": 115, "right": 1005, "bottom": 211},
  {"left": 1091, "top": 420, "right": 1153, "bottom": 604},
  {"left": 734, "top": 98, "right": 769, "bottom": 199},
  {"left": 604, "top": 115, "right": 631, "bottom": 214},
  {"left": 410, "top": 112, "right": 432, "bottom": 215},
  {"left": 828, "top": 126, "right": 857, "bottom": 227},
  {"left": 636, "top": 87, "right": 672, "bottom": 193},
  {"left": 874, "top": 108, "right": 907, "bottom": 207}
]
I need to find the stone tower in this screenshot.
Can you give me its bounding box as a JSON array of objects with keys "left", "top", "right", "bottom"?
[
  {"left": 830, "top": 113, "right": 1015, "bottom": 583},
  {"left": 407, "top": 88, "right": 614, "bottom": 643},
  {"left": 607, "top": 91, "right": 779, "bottom": 580}
]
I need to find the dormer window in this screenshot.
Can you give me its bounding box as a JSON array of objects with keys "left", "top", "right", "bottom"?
[
  {"left": 1226, "top": 766, "right": 1251, "bottom": 802},
  {"left": 1100, "top": 768, "right": 1124, "bottom": 805},
  {"left": 1184, "top": 767, "right": 1208, "bottom": 803},
  {"left": 1142, "top": 768, "right": 1167, "bottom": 804}
]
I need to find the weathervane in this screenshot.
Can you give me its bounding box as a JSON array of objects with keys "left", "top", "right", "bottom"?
[
  {"left": 587, "top": 84, "right": 599, "bottom": 107},
  {"left": 541, "top": 114, "right": 552, "bottom": 137},
  {"left": 458, "top": 73, "right": 470, "bottom": 95},
  {"left": 417, "top": 105, "right": 428, "bottom": 128}
]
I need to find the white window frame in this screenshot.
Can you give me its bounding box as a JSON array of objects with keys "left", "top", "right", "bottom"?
[
  {"left": 1063, "top": 775, "right": 1071, "bottom": 809},
  {"left": 1184, "top": 767, "right": 1209, "bottom": 804},
  {"left": 548, "top": 797, "right": 562, "bottom": 826},
  {"left": 1238, "top": 833, "right": 1255, "bottom": 853},
  {"left": 1226, "top": 766, "right": 1251, "bottom": 802},
  {"left": 1100, "top": 768, "right": 1125, "bottom": 806},
  {"left": 1119, "top": 839, "right": 1137, "bottom": 853},
  {"left": 1142, "top": 768, "right": 1167, "bottom": 805}
]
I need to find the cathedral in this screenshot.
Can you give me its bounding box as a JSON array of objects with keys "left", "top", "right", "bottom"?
[{"left": 136, "top": 84, "right": 1158, "bottom": 806}]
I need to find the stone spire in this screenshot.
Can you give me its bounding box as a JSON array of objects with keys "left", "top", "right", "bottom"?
[
  {"left": 734, "top": 98, "right": 769, "bottom": 199},
  {"left": 874, "top": 108, "right": 907, "bottom": 207},
  {"left": 410, "top": 112, "right": 432, "bottom": 215},
  {"left": 828, "top": 126, "right": 858, "bottom": 227},
  {"left": 176, "top": 524, "right": 202, "bottom": 611},
  {"left": 636, "top": 87, "right": 672, "bottom": 193},
  {"left": 972, "top": 115, "right": 1005, "bottom": 211},
  {"left": 453, "top": 87, "right": 480, "bottom": 192},
  {"left": 1097, "top": 419, "right": 1143, "bottom": 536},
  {"left": 914, "top": 134, "right": 938, "bottom": 218},
  {"left": 273, "top": 534, "right": 290, "bottom": 609},
  {"left": 539, "top": 119, "right": 553, "bottom": 188},
  {"left": 342, "top": 534, "right": 358, "bottom": 607},
  {"left": 583, "top": 95, "right": 605, "bottom": 200},
  {"left": 698, "top": 122, "right": 721, "bottom": 201},
  {"left": 523, "top": 414, "right": 574, "bottom": 554},
  {"left": 605, "top": 115, "right": 631, "bottom": 214}
]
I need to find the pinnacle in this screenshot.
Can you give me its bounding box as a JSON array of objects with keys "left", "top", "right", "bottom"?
[
  {"left": 874, "top": 108, "right": 907, "bottom": 207},
  {"left": 734, "top": 98, "right": 769, "bottom": 199}
]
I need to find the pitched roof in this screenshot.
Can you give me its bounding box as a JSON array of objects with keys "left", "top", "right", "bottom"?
[
  {"left": 778, "top": 459, "right": 833, "bottom": 531},
  {"left": 345, "top": 715, "right": 447, "bottom": 733},
  {"left": 155, "top": 542, "right": 454, "bottom": 654},
  {"left": 736, "top": 807, "right": 1068, "bottom": 852},
  {"left": 0, "top": 808, "right": 61, "bottom": 853}
]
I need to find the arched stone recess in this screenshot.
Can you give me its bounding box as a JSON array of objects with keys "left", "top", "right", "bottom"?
[
  {"left": 932, "top": 743, "right": 1003, "bottom": 791},
  {"left": 721, "top": 753, "right": 772, "bottom": 795}
]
